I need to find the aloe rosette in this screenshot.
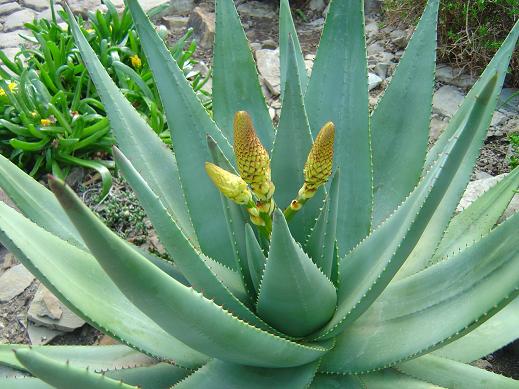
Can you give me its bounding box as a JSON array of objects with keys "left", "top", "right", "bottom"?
[{"left": 0, "top": 0, "right": 519, "bottom": 387}]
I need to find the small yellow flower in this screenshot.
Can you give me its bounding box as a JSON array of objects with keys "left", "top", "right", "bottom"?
[
  {"left": 130, "top": 54, "right": 142, "bottom": 69},
  {"left": 40, "top": 118, "right": 52, "bottom": 127},
  {"left": 31, "top": 111, "right": 38, "bottom": 118},
  {"left": 0, "top": 82, "right": 17, "bottom": 96},
  {"left": 85, "top": 28, "right": 95, "bottom": 33},
  {"left": 205, "top": 162, "right": 253, "bottom": 205}
]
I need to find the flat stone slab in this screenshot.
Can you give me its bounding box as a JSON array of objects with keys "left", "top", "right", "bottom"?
[
  {"left": 28, "top": 284, "right": 85, "bottom": 332},
  {"left": 432, "top": 85, "right": 464, "bottom": 117},
  {"left": 256, "top": 48, "right": 280, "bottom": 96},
  {"left": 3, "top": 9, "right": 36, "bottom": 32},
  {"left": 0, "top": 264, "right": 35, "bottom": 303},
  {"left": 28, "top": 321, "right": 65, "bottom": 345}
]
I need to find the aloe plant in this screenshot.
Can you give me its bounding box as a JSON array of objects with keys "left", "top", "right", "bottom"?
[{"left": 0, "top": 0, "right": 518, "bottom": 387}]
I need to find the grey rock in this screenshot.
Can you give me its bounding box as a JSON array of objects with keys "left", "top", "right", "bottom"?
[
  {"left": 28, "top": 322, "right": 65, "bottom": 345},
  {"left": 1, "top": 252, "right": 17, "bottom": 272},
  {"left": 0, "top": 264, "right": 35, "bottom": 302},
  {"left": 0, "top": 187, "right": 18, "bottom": 211},
  {"left": 490, "top": 110, "right": 507, "bottom": 128},
  {"left": 237, "top": 1, "right": 275, "bottom": 19},
  {"left": 261, "top": 39, "right": 277, "bottom": 49},
  {"left": 368, "top": 72, "right": 382, "bottom": 91},
  {"left": 309, "top": 0, "right": 326, "bottom": 12},
  {"left": 471, "top": 359, "right": 492, "bottom": 370},
  {"left": 389, "top": 29, "right": 408, "bottom": 49},
  {"left": 374, "top": 62, "right": 390, "bottom": 79},
  {"left": 457, "top": 174, "right": 519, "bottom": 221},
  {"left": 365, "top": 21, "right": 379, "bottom": 39},
  {"left": 20, "top": 0, "right": 49, "bottom": 12},
  {"left": 3, "top": 9, "right": 36, "bottom": 32},
  {"left": 170, "top": 0, "right": 194, "bottom": 13},
  {"left": 250, "top": 42, "right": 262, "bottom": 51},
  {"left": 28, "top": 285, "right": 85, "bottom": 332},
  {"left": 367, "top": 41, "right": 384, "bottom": 56},
  {"left": 255, "top": 48, "right": 280, "bottom": 96},
  {"left": 187, "top": 6, "right": 215, "bottom": 49},
  {"left": 436, "top": 64, "right": 475, "bottom": 89},
  {"left": 0, "top": 2, "right": 21, "bottom": 17},
  {"left": 499, "top": 88, "right": 519, "bottom": 113},
  {"left": 432, "top": 85, "right": 464, "bottom": 117},
  {"left": 66, "top": 0, "right": 101, "bottom": 16},
  {"left": 429, "top": 116, "right": 447, "bottom": 142},
  {"left": 162, "top": 15, "right": 188, "bottom": 30},
  {"left": 473, "top": 170, "right": 492, "bottom": 180}
]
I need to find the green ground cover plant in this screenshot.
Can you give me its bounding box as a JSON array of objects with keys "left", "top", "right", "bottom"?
[
  {"left": 0, "top": 0, "right": 210, "bottom": 197},
  {"left": 0, "top": 0, "right": 518, "bottom": 387}
]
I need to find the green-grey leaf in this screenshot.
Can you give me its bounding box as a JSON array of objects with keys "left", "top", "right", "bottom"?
[
  {"left": 271, "top": 34, "right": 323, "bottom": 241},
  {"left": 430, "top": 167, "right": 519, "bottom": 265},
  {"left": 0, "top": 154, "right": 186, "bottom": 284},
  {"left": 65, "top": 3, "right": 195, "bottom": 243},
  {"left": 125, "top": 0, "right": 237, "bottom": 268},
  {"left": 14, "top": 349, "right": 138, "bottom": 389},
  {"left": 434, "top": 297, "right": 519, "bottom": 362},
  {"left": 0, "top": 378, "right": 52, "bottom": 389},
  {"left": 0, "top": 201, "right": 206, "bottom": 367},
  {"left": 106, "top": 363, "right": 191, "bottom": 389},
  {"left": 49, "top": 179, "right": 332, "bottom": 368},
  {"left": 371, "top": 0, "right": 439, "bottom": 225},
  {"left": 313, "top": 75, "right": 501, "bottom": 341},
  {"left": 244, "top": 224, "right": 266, "bottom": 293},
  {"left": 114, "top": 147, "right": 273, "bottom": 328},
  {"left": 257, "top": 209, "right": 337, "bottom": 337},
  {"left": 279, "top": 0, "right": 308, "bottom": 99},
  {"left": 305, "top": 171, "right": 340, "bottom": 278},
  {"left": 174, "top": 359, "right": 318, "bottom": 388},
  {"left": 320, "top": 211, "right": 519, "bottom": 373},
  {"left": 397, "top": 355, "right": 519, "bottom": 389},
  {"left": 311, "top": 370, "right": 442, "bottom": 388},
  {"left": 207, "top": 135, "right": 253, "bottom": 294},
  {"left": 305, "top": 0, "right": 371, "bottom": 256},
  {"left": 213, "top": 0, "right": 273, "bottom": 147},
  {"left": 0, "top": 345, "right": 154, "bottom": 372}
]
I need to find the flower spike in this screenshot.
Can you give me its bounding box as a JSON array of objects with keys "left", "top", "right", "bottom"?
[{"left": 233, "top": 111, "right": 275, "bottom": 202}]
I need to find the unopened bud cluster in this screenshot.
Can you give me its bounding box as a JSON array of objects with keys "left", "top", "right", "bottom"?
[{"left": 205, "top": 111, "right": 335, "bottom": 233}]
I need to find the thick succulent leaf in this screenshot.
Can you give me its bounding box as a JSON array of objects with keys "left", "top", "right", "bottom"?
[
  {"left": 0, "top": 345, "right": 154, "bottom": 372},
  {"left": 0, "top": 154, "right": 187, "bottom": 284},
  {"left": 244, "top": 223, "right": 266, "bottom": 293},
  {"left": 314, "top": 72, "right": 499, "bottom": 341},
  {"left": 0, "top": 378, "right": 51, "bottom": 389},
  {"left": 213, "top": 0, "right": 273, "bottom": 147},
  {"left": 426, "top": 20, "right": 519, "bottom": 169},
  {"left": 279, "top": 0, "right": 308, "bottom": 99},
  {"left": 114, "top": 148, "right": 269, "bottom": 329},
  {"left": 434, "top": 297, "right": 519, "bottom": 362},
  {"left": 398, "top": 22, "right": 519, "bottom": 278},
  {"left": 125, "top": 0, "right": 237, "bottom": 268},
  {"left": 397, "top": 355, "right": 519, "bottom": 388},
  {"left": 64, "top": 4, "right": 195, "bottom": 243},
  {"left": 14, "top": 349, "right": 138, "bottom": 389},
  {"left": 271, "top": 35, "right": 323, "bottom": 241},
  {"left": 256, "top": 209, "right": 337, "bottom": 337},
  {"left": 207, "top": 136, "right": 253, "bottom": 295},
  {"left": 105, "top": 363, "right": 191, "bottom": 389},
  {"left": 371, "top": 0, "right": 439, "bottom": 225},
  {"left": 431, "top": 166, "right": 519, "bottom": 264},
  {"left": 50, "top": 180, "right": 332, "bottom": 368},
  {"left": 320, "top": 211, "right": 519, "bottom": 373},
  {"left": 174, "top": 359, "right": 318, "bottom": 388},
  {"left": 0, "top": 202, "right": 207, "bottom": 367},
  {"left": 305, "top": 0, "right": 371, "bottom": 256},
  {"left": 305, "top": 171, "right": 340, "bottom": 278},
  {"left": 311, "top": 370, "right": 442, "bottom": 388}
]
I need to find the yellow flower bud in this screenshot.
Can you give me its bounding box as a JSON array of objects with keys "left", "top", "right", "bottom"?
[
  {"left": 233, "top": 111, "right": 275, "bottom": 203},
  {"left": 130, "top": 54, "right": 142, "bottom": 69},
  {"left": 205, "top": 162, "right": 253, "bottom": 205},
  {"left": 304, "top": 121, "right": 335, "bottom": 191},
  {"left": 40, "top": 118, "right": 52, "bottom": 127}
]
